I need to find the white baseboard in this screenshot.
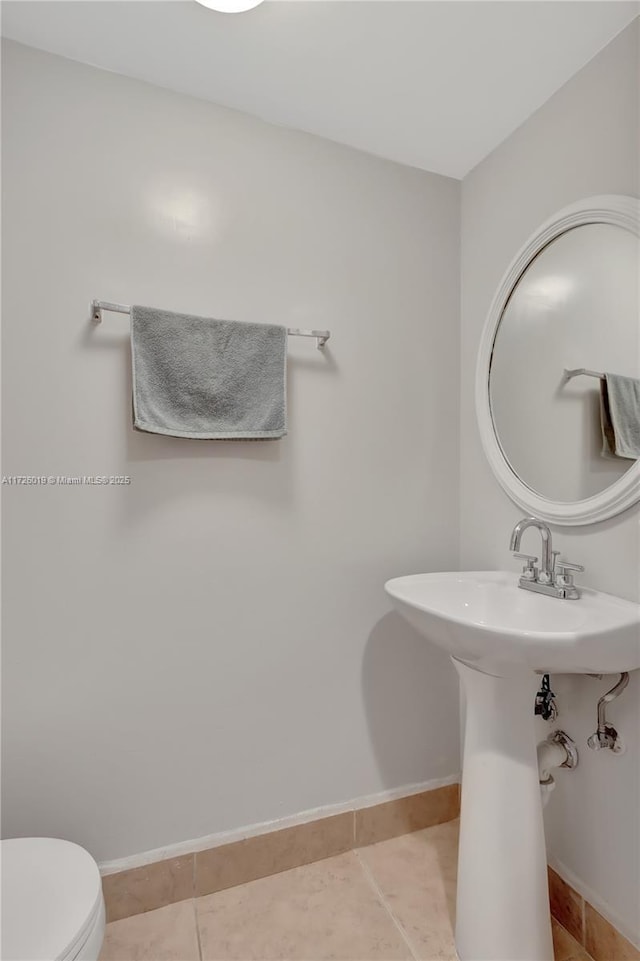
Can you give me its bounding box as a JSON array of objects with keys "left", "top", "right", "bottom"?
[{"left": 99, "top": 772, "right": 460, "bottom": 876}]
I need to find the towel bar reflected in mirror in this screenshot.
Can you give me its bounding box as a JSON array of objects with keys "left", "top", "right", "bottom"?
[{"left": 562, "top": 367, "right": 604, "bottom": 382}]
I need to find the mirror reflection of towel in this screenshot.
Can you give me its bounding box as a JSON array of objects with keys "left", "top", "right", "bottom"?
[{"left": 600, "top": 374, "right": 640, "bottom": 459}]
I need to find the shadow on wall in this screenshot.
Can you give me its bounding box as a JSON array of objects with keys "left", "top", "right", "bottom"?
[{"left": 361, "top": 611, "right": 461, "bottom": 791}]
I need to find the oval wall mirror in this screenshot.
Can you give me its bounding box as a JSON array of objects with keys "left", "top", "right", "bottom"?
[{"left": 476, "top": 195, "right": 640, "bottom": 525}]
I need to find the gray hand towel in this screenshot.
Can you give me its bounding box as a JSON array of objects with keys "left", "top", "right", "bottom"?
[
  {"left": 600, "top": 374, "right": 640, "bottom": 459},
  {"left": 131, "top": 305, "right": 287, "bottom": 439}
]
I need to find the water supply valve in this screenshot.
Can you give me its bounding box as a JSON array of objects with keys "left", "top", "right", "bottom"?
[
  {"left": 587, "top": 672, "right": 629, "bottom": 755},
  {"left": 534, "top": 674, "right": 557, "bottom": 721},
  {"left": 587, "top": 725, "right": 622, "bottom": 752}
]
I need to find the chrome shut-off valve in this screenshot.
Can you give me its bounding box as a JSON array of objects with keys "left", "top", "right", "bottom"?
[
  {"left": 587, "top": 725, "right": 621, "bottom": 752},
  {"left": 534, "top": 675, "right": 557, "bottom": 721},
  {"left": 587, "top": 672, "right": 629, "bottom": 755}
]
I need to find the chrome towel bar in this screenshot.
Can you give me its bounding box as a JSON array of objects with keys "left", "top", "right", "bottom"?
[
  {"left": 562, "top": 367, "right": 604, "bottom": 381},
  {"left": 91, "top": 300, "right": 331, "bottom": 349}
]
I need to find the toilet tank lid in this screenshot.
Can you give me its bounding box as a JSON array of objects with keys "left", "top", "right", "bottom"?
[{"left": 1, "top": 837, "right": 103, "bottom": 961}]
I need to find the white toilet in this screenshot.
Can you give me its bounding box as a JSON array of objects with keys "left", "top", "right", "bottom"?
[{"left": 1, "top": 837, "right": 106, "bottom": 961}]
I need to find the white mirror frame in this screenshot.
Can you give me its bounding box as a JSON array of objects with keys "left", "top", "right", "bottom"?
[{"left": 476, "top": 194, "right": 640, "bottom": 526}]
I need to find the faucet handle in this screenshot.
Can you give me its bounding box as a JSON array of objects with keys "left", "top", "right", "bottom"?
[
  {"left": 555, "top": 559, "right": 584, "bottom": 595},
  {"left": 555, "top": 560, "right": 584, "bottom": 573},
  {"left": 513, "top": 553, "right": 538, "bottom": 580}
]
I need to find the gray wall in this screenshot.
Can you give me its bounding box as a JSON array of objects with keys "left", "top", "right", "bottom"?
[
  {"left": 1, "top": 39, "right": 461, "bottom": 862},
  {"left": 460, "top": 20, "right": 640, "bottom": 943}
]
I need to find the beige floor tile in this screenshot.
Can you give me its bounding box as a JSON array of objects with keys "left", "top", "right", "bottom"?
[
  {"left": 196, "top": 851, "right": 413, "bottom": 961},
  {"left": 99, "top": 899, "right": 200, "bottom": 961},
  {"left": 356, "top": 819, "right": 459, "bottom": 961}
]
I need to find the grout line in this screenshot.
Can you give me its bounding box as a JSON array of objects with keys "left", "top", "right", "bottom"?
[
  {"left": 192, "top": 898, "right": 203, "bottom": 961},
  {"left": 353, "top": 849, "right": 421, "bottom": 961},
  {"left": 192, "top": 850, "right": 202, "bottom": 961}
]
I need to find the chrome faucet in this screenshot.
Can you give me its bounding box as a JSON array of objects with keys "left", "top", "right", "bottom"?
[
  {"left": 509, "top": 517, "right": 584, "bottom": 599},
  {"left": 510, "top": 517, "right": 553, "bottom": 581}
]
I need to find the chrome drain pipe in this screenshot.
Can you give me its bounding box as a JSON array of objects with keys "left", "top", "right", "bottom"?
[{"left": 537, "top": 730, "right": 578, "bottom": 806}]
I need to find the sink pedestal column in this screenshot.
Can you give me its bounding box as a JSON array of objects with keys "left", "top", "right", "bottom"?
[{"left": 453, "top": 658, "right": 553, "bottom": 961}]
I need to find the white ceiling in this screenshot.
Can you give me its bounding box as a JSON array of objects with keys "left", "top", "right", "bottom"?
[{"left": 2, "top": 1, "right": 637, "bottom": 179}]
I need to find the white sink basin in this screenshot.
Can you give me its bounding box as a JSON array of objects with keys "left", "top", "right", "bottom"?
[
  {"left": 385, "top": 570, "right": 640, "bottom": 675},
  {"left": 384, "top": 569, "right": 640, "bottom": 961}
]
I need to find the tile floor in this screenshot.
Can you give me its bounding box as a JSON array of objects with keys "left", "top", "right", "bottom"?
[{"left": 99, "top": 820, "right": 591, "bottom": 961}]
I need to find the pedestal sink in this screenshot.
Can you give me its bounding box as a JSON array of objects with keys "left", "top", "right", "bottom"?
[{"left": 385, "top": 571, "right": 640, "bottom": 961}]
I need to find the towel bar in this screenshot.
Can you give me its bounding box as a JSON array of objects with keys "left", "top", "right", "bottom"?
[
  {"left": 562, "top": 367, "right": 604, "bottom": 382},
  {"left": 91, "top": 300, "right": 330, "bottom": 349}
]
